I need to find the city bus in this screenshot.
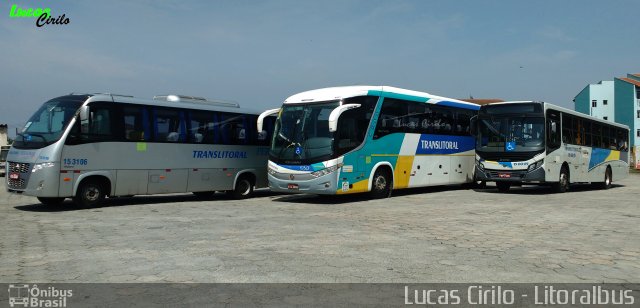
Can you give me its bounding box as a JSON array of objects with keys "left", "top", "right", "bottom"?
[
  {"left": 257, "top": 86, "right": 480, "bottom": 198},
  {"left": 6, "top": 93, "right": 276, "bottom": 206},
  {"left": 473, "top": 101, "right": 630, "bottom": 192}
]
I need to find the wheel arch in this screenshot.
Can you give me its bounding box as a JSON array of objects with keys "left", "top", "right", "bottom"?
[
  {"left": 233, "top": 169, "right": 257, "bottom": 189},
  {"left": 73, "top": 172, "right": 114, "bottom": 197},
  {"left": 367, "top": 162, "right": 394, "bottom": 192}
]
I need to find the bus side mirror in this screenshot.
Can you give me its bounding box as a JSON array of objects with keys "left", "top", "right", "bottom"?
[
  {"left": 328, "top": 104, "right": 361, "bottom": 132},
  {"left": 257, "top": 108, "right": 280, "bottom": 133},
  {"left": 257, "top": 131, "right": 267, "bottom": 140},
  {"left": 79, "top": 105, "right": 90, "bottom": 134},
  {"left": 470, "top": 116, "right": 478, "bottom": 136}
]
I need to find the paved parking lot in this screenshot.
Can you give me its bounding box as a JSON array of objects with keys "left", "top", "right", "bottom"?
[{"left": 1, "top": 174, "right": 639, "bottom": 283}]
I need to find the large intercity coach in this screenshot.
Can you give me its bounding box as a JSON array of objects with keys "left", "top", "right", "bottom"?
[
  {"left": 6, "top": 93, "right": 276, "bottom": 206},
  {"left": 473, "top": 101, "right": 629, "bottom": 192},
  {"left": 257, "top": 86, "right": 480, "bottom": 198}
]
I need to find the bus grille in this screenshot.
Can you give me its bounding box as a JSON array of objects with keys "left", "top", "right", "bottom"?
[
  {"left": 8, "top": 178, "right": 26, "bottom": 189},
  {"left": 7, "top": 162, "right": 31, "bottom": 189},
  {"left": 487, "top": 170, "right": 527, "bottom": 179},
  {"left": 8, "top": 162, "right": 31, "bottom": 173},
  {"left": 477, "top": 151, "right": 542, "bottom": 162}
]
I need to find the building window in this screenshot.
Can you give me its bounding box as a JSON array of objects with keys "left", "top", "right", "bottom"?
[
  {"left": 591, "top": 100, "right": 597, "bottom": 107},
  {"left": 603, "top": 100, "right": 608, "bottom": 105},
  {"left": 637, "top": 110, "right": 640, "bottom": 118},
  {"left": 637, "top": 129, "right": 640, "bottom": 138},
  {"left": 603, "top": 116, "right": 608, "bottom": 120}
]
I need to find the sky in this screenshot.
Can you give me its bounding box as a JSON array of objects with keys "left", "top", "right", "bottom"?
[{"left": 1, "top": 0, "right": 639, "bottom": 137}]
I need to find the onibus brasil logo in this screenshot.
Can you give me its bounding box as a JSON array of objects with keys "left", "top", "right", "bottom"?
[
  {"left": 7, "top": 284, "right": 73, "bottom": 308},
  {"left": 8, "top": 4, "right": 70, "bottom": 27}
]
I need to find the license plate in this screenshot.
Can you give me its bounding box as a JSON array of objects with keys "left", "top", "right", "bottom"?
[
  {"left": 9, "top": 172, "right": 19, "bottom": 180},
  {"left": 287, "top": 183, "right": 299, "bottom": 190},
  {"left": 498, "top": 173, "right": 511, "bottom": 178}
]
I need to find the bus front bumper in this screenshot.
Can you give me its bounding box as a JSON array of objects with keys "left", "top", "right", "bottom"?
[
  {"left": 268, "top": 172, "right": 338, "bottom": 195},
  {"left": 6, "top": 162, "right": 61, "bottom": 197},
  {"left": 475, "top": 166, "right": 546, "bottom": 183}
]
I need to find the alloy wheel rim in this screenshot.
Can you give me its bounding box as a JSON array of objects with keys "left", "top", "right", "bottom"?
[
  {"left": 85, "top": 186, "right": 100, "bottom": 201},
  {"left": 375, "top": 176, "right": 386, "bottom": 191},
  {"left": 239, "top": 180, "right": 251, "bottom": 195}
]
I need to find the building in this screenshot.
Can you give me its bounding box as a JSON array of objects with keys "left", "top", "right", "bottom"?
[
  {"left": 574, "top": 80, "right": 615, "bottom": 121},
  {"left": 459, "top": 98, "right": 504, "bottom": 105},
  {"left": 0, "top": 124, "right": 8, "bottom": 147},
  {"left": 574, "top": 73, "right": 640, "bottom": 169}
]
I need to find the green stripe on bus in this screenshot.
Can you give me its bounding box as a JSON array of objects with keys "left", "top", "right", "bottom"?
[{"left": 367, "top": 90, "right": 430, "bottom": 103}]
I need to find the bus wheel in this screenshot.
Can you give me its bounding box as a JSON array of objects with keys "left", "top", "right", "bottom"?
[
  {"left": 472, "top": 176, "right": 486, "bottom": 189},
  {"left": 553, "top": 166, "right": 570, "bottom": 193},
  {"left": 370, "top": 168, "right": 392, "bottom": 199},
  {"left": 37, "top": 197, "right": 65, "bottom": 206},
  {"left": 74, "top": 179, "right": 106, "bottom": 207},
  {"left": 598, "top": 167, "right": 612, "bottom": 190},
  {"left": 496, "top": 182, "right": 511, "bottom": 192},
  {"left": 229, "top": 175, "right": 254, "bottom": 199}
]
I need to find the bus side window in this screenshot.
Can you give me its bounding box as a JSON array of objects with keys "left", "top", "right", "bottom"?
[
  {"left": 374, "top": 99, "right": 405, "bottom": 139},
  {"left": 602, "top": 125, "right": 614, "bottom": 149},
  {"left": 561, "top": 113, "right": 573, "bottom": 144},
  {"left": 616, "top": 128, "right": 628, "bottom": 151},
  {"left": 546, "top": 110, "right": 560, "bottom": 151},
  {"left": 455, "top": 109, "right": 473, "bottom": 136},
  {"left": 258, "top": 116, "right": 275, "bottom": 146},
  {"left": 153, "top": 108, "right": 185, "bottom": 143},
  {"left": 583, "top": 121, "right": 591, "bottom": 147},
  {"left": 123, "top": 105, "right": 149, "bottom": 141},
  {"left": 592, "top": 123, "right": 602, "bottom": 148},
  {"left": 188, "top": 111, "right": 215, "bottom": 143},
  {"left": 87, "top": 106, "right": 114, "bottom": 141}
]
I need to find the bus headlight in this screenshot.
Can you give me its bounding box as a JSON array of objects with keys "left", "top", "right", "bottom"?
[
  {"left": 527, "top": 161, "right": 543, "bottom": 173},
  {"left": 476, "top": 159, "right": 484, "bottom": 172},
  {"left": 32, "top": 162, "right": 55, "bottom": 173},
  {"left": 267, "top": 166, "right": 277, "bottom": 175},
  {"left": 311, "top": 163, "right": 343, "bottom": 178}
]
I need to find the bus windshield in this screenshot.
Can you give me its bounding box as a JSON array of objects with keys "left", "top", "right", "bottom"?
[
  {"left": 13, "top": 97, "right": 85, "bottom": 149},
  {"left": 476, "top": 116, "right": 545, "bottom": 152},
  {"left": 270, "top": 101, "right": 340, "bottom": 163}
]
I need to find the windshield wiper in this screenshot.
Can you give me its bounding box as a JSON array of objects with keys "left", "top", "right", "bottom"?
[{"left": 481, "top": 119, "right": 504, "bottom": 138}]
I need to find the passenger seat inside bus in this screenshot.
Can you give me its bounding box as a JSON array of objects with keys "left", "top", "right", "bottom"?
[
  {"left": 193, "top": 133, "right": 203, "bottom": 143},
  {"left": 166, "top": 132, "right": 180, "bottom": 142}
]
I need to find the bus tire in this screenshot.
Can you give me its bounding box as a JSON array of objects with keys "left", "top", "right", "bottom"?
[
  {"left": 597, "top": 166, "right": 612, "bottom": 190},
  {"left": 496, "top": 182, "right": 511, "bottom": 192},
  {"left": 370, "top": 168, "right": 392, "bottom": 199},
  {"left": 37, "top": 197, "right": 65, "bottom": 206},
  {"left": 74, "top": 179, "right": 106, "bottom": 207},
  {"left": 553, "top": 166, "right": 570, "bottom": 193},
  {"left": 472, "top": 175, "right": 486, "bottom": 189},
  {"left": 229, "top": 175, "right": 254, "bottom": 199}
]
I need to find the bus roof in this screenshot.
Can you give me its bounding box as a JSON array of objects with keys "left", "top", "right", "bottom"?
[
  {"left": 481, "top": 101, "right": 629, "bottom": 130},
  {"left": 283, "top": 86, "right": 480, "bottom": 110},
  {"left": 59, "top": 93, "right": 269, "bottom": 115}
]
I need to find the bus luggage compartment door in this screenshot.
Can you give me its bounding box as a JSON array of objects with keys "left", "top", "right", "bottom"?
[
  {"left": 115, "top": 170, "right": 149, "bottom": 196},
  {"left": 148, "top": 169, "right": 188, "bottom": 194}
]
